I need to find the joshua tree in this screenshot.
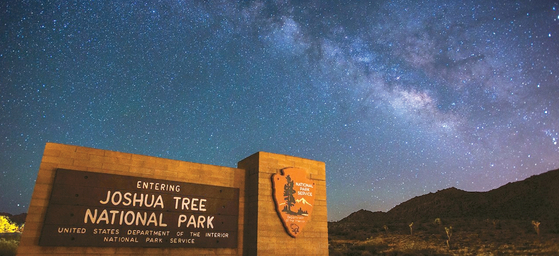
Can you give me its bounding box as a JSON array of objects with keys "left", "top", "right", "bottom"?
[
  {"left": 445, "top": 226, "right": 453, "bottom": 249},
  {"left": 409, "top": 222, "right": 414, "bottom": 235},
  {"left": 492, "top": 219, "right": 500, "bottom": 229},
  {"left": 383, "top": 225, "right": 389, "bottom": 233},
  {"left": 532, "top": 220, "right": 541, "bottom": 236}
]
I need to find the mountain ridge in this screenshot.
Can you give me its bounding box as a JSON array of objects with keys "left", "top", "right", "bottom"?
[
  {"left": 338, "top": 168, "right": 559, "bottom": 226},
  {"left": 0, "top": 212, "right": 27, "bottom": 225}
]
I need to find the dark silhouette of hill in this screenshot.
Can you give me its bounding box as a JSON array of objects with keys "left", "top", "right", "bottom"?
[
  {"left": 0, "top": 212, "right": 27, "bottom": 225},
  {"left": 330, "top": 169, "right": 559, "bottom": 255},
  {"left": 339, "top": 168, "right": 559, "bottom": 224},
  {"left": 339, "top": 209, "right": 387, "bottom": 223}
]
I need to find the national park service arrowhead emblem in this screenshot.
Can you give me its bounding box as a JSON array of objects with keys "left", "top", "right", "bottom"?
[{"left": 272, "top": 167, "right": 315, "bottom": 237}]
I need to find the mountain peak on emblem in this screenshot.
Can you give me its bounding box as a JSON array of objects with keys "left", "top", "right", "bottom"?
[{"left": 296, "top": 198, "right": 313, "bottom": 206}]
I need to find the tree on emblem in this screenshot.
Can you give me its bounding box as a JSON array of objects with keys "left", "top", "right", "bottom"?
[{"left": 283, "top": 175, "right": 296, "bottom": 214}]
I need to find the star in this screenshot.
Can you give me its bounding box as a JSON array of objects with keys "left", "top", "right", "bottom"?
[{"left": 0, "top": 0, "right": 558, "bottom": 221}]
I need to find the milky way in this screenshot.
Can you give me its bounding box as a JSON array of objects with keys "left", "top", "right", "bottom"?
[{"left": 1, "top": 0, "right": 558, "bottom": 220}]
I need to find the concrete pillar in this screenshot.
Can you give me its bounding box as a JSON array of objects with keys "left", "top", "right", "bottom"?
[{"left": 238, "top": 152, "right": 328, "bottom": 255}]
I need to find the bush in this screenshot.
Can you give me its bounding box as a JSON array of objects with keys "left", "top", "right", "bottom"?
[
  {"left": 0, "top": 216, "right": 19, "bottom": 233},
  {"left": 0, "top": 238, "right": 19, "bottom": 256}
]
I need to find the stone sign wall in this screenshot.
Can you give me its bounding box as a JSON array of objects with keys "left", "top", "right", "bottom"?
[
  {"left": 17, "top": 143, "right": 327, "bottom": 255},
  {"left": 239, "top": 152, "right": 328, "bottom": 255},
  {"left": 39, "top": 169, "right": 239, "bottom": 248}
]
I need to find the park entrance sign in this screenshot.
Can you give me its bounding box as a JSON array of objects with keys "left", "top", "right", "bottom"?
[
  {"left": 18, "top": 143, "right": 328, "bottom": 255},
  {"left": 39, "top": 169, "right": 238, "bottom": 247}
]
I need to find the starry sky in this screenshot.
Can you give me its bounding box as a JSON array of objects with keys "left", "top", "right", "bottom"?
[{"left": 1, "top": 0, "right": 558, "bottom": 221}]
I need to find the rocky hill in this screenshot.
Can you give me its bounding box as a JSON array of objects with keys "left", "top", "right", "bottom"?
[
  {"left": 338, "top": 168, "right": 559, "bottom": 225},
  {"left": 339, "top": 209, "right": 388, "bottom": 223}
]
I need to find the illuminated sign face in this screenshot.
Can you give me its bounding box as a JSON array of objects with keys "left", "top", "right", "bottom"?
[
  {"left": 39, "top": 169, "right": 239, "bottom": 248},
  {"left": 272, "top": 167, "right": 315, "bottom": 237}
]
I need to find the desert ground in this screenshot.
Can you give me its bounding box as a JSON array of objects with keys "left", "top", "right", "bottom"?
[{"left": 329, "top": 218, "right": 559, "bottom": 255}]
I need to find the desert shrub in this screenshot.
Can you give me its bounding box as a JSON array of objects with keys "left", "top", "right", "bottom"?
[
  {"left": 344, "top": 239, "right": 390, "bottom": 256},
  {"left": 352, "top": 243, "right": 388, "bottom": 254},
  {"left": 328, "top": 249, "right": 346, "bottom": 256},
  {"left": 349, "top": 230, "right": 371, "bottom": 240},
  {"left": 405, "top": 248, "right": 452, "bottom": 256},
  {"left": 0, "top": 238, "right": 19, "bottom": 256},
  {"left": 383, "top": 248, "right": 451, "bottom": 256},
  {"left": 0, "top": 216, "right": 19, "bottom": 233}
]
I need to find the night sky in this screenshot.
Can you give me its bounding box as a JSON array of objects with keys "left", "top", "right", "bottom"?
[{"left": 1, "top": 0, "right": 558, "bottom": 221}]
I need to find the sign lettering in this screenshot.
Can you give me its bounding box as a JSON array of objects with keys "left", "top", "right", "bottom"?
[{"left": 39, "top": 169, "right": 239, "bottom": 248}]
